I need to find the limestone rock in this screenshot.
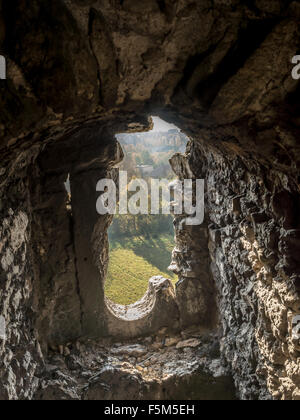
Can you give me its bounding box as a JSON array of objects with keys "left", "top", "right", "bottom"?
[
  {"left": 0, "top": 0, "right": 299, "bottom": 401},
  {"left": 111, "top": 345, "right": 148, "bottom": 358},
  {"left": 176, "top": 338, "right": 201, "bottom": 349}
]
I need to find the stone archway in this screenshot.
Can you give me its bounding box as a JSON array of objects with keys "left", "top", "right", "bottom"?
[
  {"left": 29, "top": 114, "right": 217, "bottom": 346},
  {"left": 0, "top": 0, "right": 300, "bottom": 400}
]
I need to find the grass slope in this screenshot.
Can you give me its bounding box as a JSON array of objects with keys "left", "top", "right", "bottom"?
[{"left": 105, "top": 234, "right": 177, "bottom": 305}]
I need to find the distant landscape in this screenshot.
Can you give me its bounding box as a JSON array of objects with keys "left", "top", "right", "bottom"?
[
  {"left": 116, "top": 128, "right": 188, "bottom": 179},
  {"left": 105, "top": 127, "right": 188, "bottom": 305},
  {"left": 105, "top": 234, "right": 177, "bottom": 305}
]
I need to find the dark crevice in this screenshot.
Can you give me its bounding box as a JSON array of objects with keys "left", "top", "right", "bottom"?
[
  {"left": 157, "top": 0, "right": 166, "bottom": 13},
  {"left": 195, "top": 19, "right": 280, "bottom": 108},
  {"left": 243, "top": 0, "right": 261, "bottom": 16},
  {"left": 171, "top": 26, "right": 231, "bottom": 106},
  {"left": 68, "top": 180, "right": 84, "bottom": 335},
  {"left": 88, "top": 8, "right": 103, "bottom": 106},
  {"left": 286, "top": 81, "right": 300, "bottom": 108},
  {"left": 181, "top": 43, "right": 220, "bottom": 91},
  {"left": 171, "top": 43, "right": 221, "bottom": 106}
]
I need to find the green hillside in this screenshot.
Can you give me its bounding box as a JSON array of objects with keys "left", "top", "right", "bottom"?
[{"left": 105, "top": 234, "right": 177, "bottom": 305}]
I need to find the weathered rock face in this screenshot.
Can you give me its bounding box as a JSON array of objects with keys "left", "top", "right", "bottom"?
[
  {"left": 0, "top": 0, "right": 299, "bottom": 400},
  {"left": 186, "top": 140, "right": 300, "bottom": 400},
  {"left": 169, "top": 154, "right": 217, "bottom": 330},
  {"left": 0, "top": 150, "right": 44, "bottom": 399},
  {"left": 34, "top": 328, "right": 236, "bottom": 401}
]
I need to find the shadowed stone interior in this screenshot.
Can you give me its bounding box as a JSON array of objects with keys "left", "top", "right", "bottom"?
[{"left": 0, "top": 0, "right": 299, "bottom": 400}]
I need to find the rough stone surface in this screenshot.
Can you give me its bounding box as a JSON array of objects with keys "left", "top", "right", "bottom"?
[
  {"left": 105, "top": 276, "right": 181, "bottom": 339},
  {"left": 187, "top": 140, "right": 300, "bottom": 400},
  {"left": 0, "top": 169, "right": 43, "bottom": 399},
  {"left": 0, "top": 0, "right": 299, "bottom": 400},
  {"left": 34, "top": 330, "right": 236, "bottom": 401}
]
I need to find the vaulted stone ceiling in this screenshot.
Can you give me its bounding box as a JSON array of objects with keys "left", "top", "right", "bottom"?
[
  {"left": 1, "top": 0, "right": 299, "bottom": 163},
  {"left": 0, "top": 0, "right": 299, "bottom": 401}
]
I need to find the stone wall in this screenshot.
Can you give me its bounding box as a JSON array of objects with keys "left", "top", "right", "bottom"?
[
  {"left": 30, "top": 129, "right": 210, "bottom": 343},
  {"left": 186, "top": 139, "right": 300, "bottom": 400},
  {"left": 169, "top": 152, "right": 217, "bottom": 330},
  {"left": 0, "top": 148, "right": 43, "bottom": 399},
  {"left": 0, "top": 0, "right": 299, "bottom": 400}
]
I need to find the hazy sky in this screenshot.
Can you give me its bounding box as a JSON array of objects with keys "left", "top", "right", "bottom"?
[{"left": 151, "top": 116, "right": 179, "bottom": 132}]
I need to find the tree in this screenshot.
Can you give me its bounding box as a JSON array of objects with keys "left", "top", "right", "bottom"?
[{"left": 141, "top": 150, "right": 154, "bottom": 165}]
